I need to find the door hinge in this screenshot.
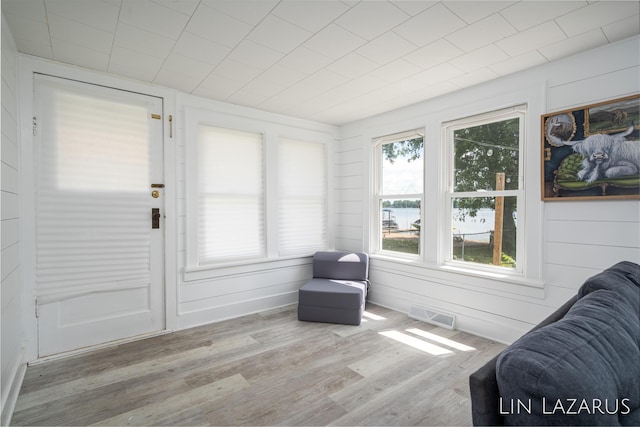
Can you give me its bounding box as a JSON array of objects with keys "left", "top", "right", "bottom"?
[
  {"left": 169, "top": 115, "right": 173, "bottom": 138},
  {"left": 35, "top": 298, "right": 40, "bottom": 318},
  {"left": 33, "top": 117, "right": 38, "bottom": 136}
]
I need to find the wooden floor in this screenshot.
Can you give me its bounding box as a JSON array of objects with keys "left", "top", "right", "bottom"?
[{"left": 11, "top": 304, "right": 505, "bottom": 426}]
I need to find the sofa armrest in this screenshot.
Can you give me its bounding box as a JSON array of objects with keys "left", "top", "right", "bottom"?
[{"left": 468, "top": 295, "right": 578, "bottom": 426}]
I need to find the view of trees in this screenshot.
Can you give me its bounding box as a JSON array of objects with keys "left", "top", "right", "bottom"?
[{"left": 382, "top": 118, "right": 520, "bottom": 264}]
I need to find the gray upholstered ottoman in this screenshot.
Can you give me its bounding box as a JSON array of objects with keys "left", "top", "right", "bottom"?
[{"left": 298, "top": 251, "right": 369, "bottom": 326}]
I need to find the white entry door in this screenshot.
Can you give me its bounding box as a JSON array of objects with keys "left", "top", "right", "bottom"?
[{"left": 34, "top": 75, "right": 165, "bottom": 357}]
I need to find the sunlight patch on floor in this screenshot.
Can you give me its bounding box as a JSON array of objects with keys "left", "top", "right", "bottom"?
[
  {"left": 362, "top": 311, "right": 386, "bottom": 321},
  {"left": 379, "top": 330, "right": 453, "bottom": 356},
  {"left": 405, "top": 328, "right": 476, "bottom": 352}
]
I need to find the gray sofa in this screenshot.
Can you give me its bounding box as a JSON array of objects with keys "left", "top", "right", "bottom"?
[{"left": 469, "top": 261, "right": 640, "bottom": 426}]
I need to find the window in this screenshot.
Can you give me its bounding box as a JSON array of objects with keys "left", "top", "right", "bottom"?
[
  {"left": 185, "top": 108, "right": 331, "bottom": 273},
  {"left": 374, "top": 130, "right": 424, "bottom": 257},
  {"left": 444, "top": 106, "right": 525, "bottom": 271},
  {"left": 197, "top": 125, "right": 264, "bottom": 264},
  {"left": 278, "top": 138, "right": 327, "bottom": 256}
]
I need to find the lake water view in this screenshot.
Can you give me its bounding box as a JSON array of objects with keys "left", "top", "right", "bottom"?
[{"left": 383, "top": 207, "right": 496, "bottom": 243}]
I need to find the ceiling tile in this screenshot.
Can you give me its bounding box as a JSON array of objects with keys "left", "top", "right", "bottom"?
[
  {"left": 393, "top": 3, "right": 466, "bottom": 46},
  {"left": 496, "top": 21, "right": 566, "bottom": 57},
  {"left": 120, "top": 0, "right": 191, "bottom": 40},
  {"left": 51, "top": 38, "right": 109, "bottom": 71},
  {"left": 258, "top": 64, "right": 307, "bottom": 87},
  {"left": 448, "top": 44, "right": 510, "bottom": 73},
  {"left": 555, "top": 1, "right": 640, "bottom": 37},
  {"left": 154, "top": 68, "right": 201, "bottom": 93},
  {"left": 186, "top": 3, "right": 254, "bottom": 48},
  {"left": 602, "top": 14, "right": 640, "bottom": 43},
  {"left": 2, "top": 0, "right": 47, "bottom": 22},
  {"left": 8, "top": 38, "right": 53, "bottom": 59},
  {"left": 403, "top": 39, "right": 463, "bottom": 69},
  {"left": 194, "top": 73, "right": 245, "bottom": 100},
  {"left": 210, "top": 59, "right": 264, "bottom": 85},
  {"left": 539, "top": 29, "right": 608, "bottom": 62},
  {"left": 114, "top": 22, "right": 175, "bottom": 58},
  {"left": 239, "top": 77, "right": 286, "bottom": 98},
  {"left": 326, "top": 52, "right": 380, "bottom": 79},
  {"left": 201, "top": 0, "right": 278, "bottom": 26},
  {"left": 356, "top": 31, "right": 419, "bottom": 65},
  {"left": 304, "top": 24, "right": 367, "bottom": 59},
  {"left": 489, "top": 50, "right": 547, "bottom": 76},
  {"left": 299, "top": 69, "right": 350, "bottom": 92},
  {"left": 150, "top": 0, "right": 199, "bottom": 16},
  {"left": 108, "top": 45, "right": 164, "bottom": 82},
  {"left": 226, "top": 89, "right": 271, "bottom": 107},
  {"left": 248, "top": 15, "right": 313, "bottom": 54},
  {"left": 500, "top": 1, "right": 587, "bottom": 31},
  {"left": 411, "top": 63, "right": 464, "bottom": 85},
  {"left": 48, "top": 14, "right": 114, "bottom": 53},
  {"left": 45, "top": 0, "right": 120, "bottom": 32},
  {"left": 3, "top": 14, "right": 50, "bottom": 47},
  {"left": 445, "top": 14, "right": 517, "bottom": 52},
  {"left": 444, "top": 1, "right": 515, "bottom": 24},
  {"left": 334, "top": 1, "right": 410, "bottom": 41},
  {"left": 451, "top": 67, "right": 500, "bottom": 88},
  {"left": 277, "top": 46, "right": 334, "bottom": 75},
  {"left": 272, "top": 0, "right": 350, "bottom": 32},
  {"left": 228, "top": 40, "right": 285, "bottom": 70},
  {"left": 392, "top": 1, "right": 437, "bottom": 17},
  {"left": 172, "top": 31, "right": 230, "bottom": 66},
  {"left": 369, "top": 58, "right": 422, "bottom": 83},
  {"left": 159, "top": 52, "right": 212, "bottom": 82}
]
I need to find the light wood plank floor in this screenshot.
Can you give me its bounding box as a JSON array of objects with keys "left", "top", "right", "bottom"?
[{"left": 11, "top": 304, "right": 505, "bottom": 426}]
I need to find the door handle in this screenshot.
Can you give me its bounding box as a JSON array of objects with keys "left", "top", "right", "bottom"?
[{"left": 152, "top": 208, "right": 161, "bottom": 229}]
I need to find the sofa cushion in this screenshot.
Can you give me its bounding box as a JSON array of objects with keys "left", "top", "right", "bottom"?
[
  {"left": 496, "top": 265, "right": 640, "bottom": 426},
  {"left": 312, "top": 251, "right": 369, "bottom": 281}
]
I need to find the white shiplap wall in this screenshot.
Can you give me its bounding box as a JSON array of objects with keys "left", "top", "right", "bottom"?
[
  {"left": 1, "top": 15, "right": 26, "bottom": 426},
  {"left": 174, "top": 94, "right": 338, "bottom": 330},
  {"left": 335, "top": 36, "right": 640, "bottom": 344}
]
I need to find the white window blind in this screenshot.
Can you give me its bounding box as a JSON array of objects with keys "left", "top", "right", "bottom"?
[
  {"left": 197, "top": 125, "right": 265, "bottom": 264},
  {"left": 277, "top": 138, "right": 327, "bottom": 256},
  {"left": 36, "top": 78, "right": 153, "bottom": 296}
]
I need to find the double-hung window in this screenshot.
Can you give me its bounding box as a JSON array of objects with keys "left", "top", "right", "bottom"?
[
  {"left": 373, "top": 130, "right": 424, "bottom": 257},
  {"left": 185, "top": 108, "right": 330, "bottom": 272},
  {"left": 444, "top": 105, "right": 526, "bottom": 271}
]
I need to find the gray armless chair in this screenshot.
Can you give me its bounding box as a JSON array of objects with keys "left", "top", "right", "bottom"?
[{"left": 298, "top": 251, "right": 369, "bottom": 326}]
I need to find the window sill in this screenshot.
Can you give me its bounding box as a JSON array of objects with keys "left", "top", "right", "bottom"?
[
  {"left": 369, "top": 254, "right": 545, "bottom": 298},
  {"left": 183, "top": 255, "right": 314, "bottom": 283}
]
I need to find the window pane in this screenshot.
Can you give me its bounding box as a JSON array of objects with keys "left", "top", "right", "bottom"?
[
  {"left": 197, "top": 125, "right": 264, "bottom": 263},
  {"left": 453, "top": 118, "right": 519, "bottom": 192},
  {"left": 451, "top": 196, "right": 517, "bottom": 268},
  {"left": 41, "top": 83, "right": 150, "bottom": 192},
  {"left": 381, "top": 199, "right": 421, "bottom": 255},
  {"left": 382, "top": 138, "right": 424, "bottom": 194}
]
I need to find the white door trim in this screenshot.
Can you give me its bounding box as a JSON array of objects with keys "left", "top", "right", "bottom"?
[{"left": 19, "top": 55, "right": 178, "bottom": 363}]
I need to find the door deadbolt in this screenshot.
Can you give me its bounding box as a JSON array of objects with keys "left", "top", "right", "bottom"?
[
  {"left": 151, "top": 190, "right": 160, "bottom": 198},
  {"left": 152, "top": 208, "right": 161, "bottom": 229}
]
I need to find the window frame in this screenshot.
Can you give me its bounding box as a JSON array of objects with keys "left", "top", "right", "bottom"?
[
  {"left": 184, "top": 107, "right": 332, "bottom": 278},
  {"left": 442, "top": 105, "right": 526, "bottom": 275},
  {"left": 372, "top": 129, "right": 425, "bottom": 260}
]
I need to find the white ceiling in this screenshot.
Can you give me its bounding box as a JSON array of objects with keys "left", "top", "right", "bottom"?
[{"left": 3, "top": 1, "right": 639, "bottom": 125}]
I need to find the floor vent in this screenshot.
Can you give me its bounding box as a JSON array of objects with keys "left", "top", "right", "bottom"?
[{"left": 408, "top": 305, "right": 456, "bottom": 330}]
